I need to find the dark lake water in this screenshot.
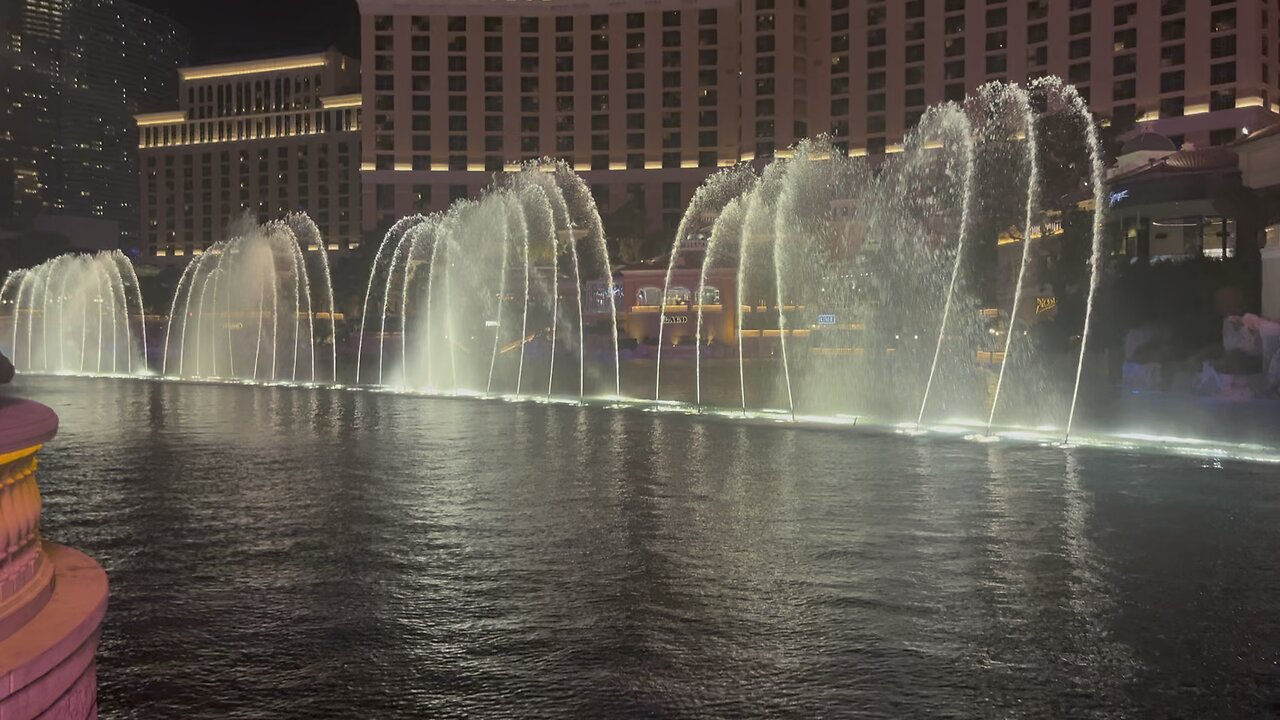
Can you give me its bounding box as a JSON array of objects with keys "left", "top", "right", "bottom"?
[{"left": 9, "top": 375, "right": 1280, "bottom": 718}]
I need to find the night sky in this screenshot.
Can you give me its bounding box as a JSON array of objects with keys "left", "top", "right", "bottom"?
[{"left": 132, "top": 0, "right": 360, "bottom": 64}]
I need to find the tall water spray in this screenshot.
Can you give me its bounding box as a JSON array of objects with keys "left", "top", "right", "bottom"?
[
  {"left": 362, "top": 160, "right": 618, "bottom": 399},
  {"left": 1, "top": 251, "right": 148, "bottom": 375},
  {"left": 162, "top": 216, "right": 337, "bottom": 383}
]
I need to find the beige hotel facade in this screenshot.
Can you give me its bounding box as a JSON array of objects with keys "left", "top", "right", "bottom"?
[
  {"left": 134, "top": 49, "right": 363, "bottom": 261},
  {"left": 356, "top": 0, "right": 1279, "bottom": 234}
]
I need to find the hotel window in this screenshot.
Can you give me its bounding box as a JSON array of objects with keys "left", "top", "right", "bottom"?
[
  {"left": 906, "top": 45, "right": 925, "bottom": 63},
  {"left": 1211, "top": 61, "right": 1236, "bottom": 85},
  {"left": 1161, "top": 0, "right": 1184, "bottom": 14},
  {"left": 945, "top": 37, "right": 965, "bottom": 56},
  {"left": 1162, "top": 20, "right": 1185, "bottom": 41},
  {"left": 942, "top": 63, "right": 962, "bottom": 81},
  {"left": 986, "top": 31, "right": 1006, "bottom": 51},
  {"left": 374, "top": 15, "right": 392, "bottom": 32},
  {"left": 1161, "top": 70, "right": 1185, "bottom": 93},
  {"left": 1114, "top": 55, "right": 1136, "bottom": 75},
  {"left": 1160, "top": 97, "right": 1184, "bottom": 117},
  {"left": 1162, "top": 45, "right": 1185, "bottom": 67},
  {"left": 987, "top": 8, "right": 1007, "bottom": 27},
  {"left": 1113, "top": 79, "right": 1136, "bottom": 101},
  {"left": 1211, "top": 9, "right": 1236, "bottom": 33},
  {"left": 1069, "top": 63, "right": 1090, "bottom": 83},
  {"left": 1211, "top": 35, "right": 1236, "bottom": 58},
  {"left": 1209, "top": 128, "right": 1237, "bottom": 146},
  {"left": 411, "top": 16, "right": 428, "bottom": 32},
  {"left": 1115, "top": 28, "right": 1137, "bottom": 51}
]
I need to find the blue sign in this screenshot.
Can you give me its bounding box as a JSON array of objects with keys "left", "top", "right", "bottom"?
[{"left": 817, "top": 314, "right": 836, "bottom": 325}]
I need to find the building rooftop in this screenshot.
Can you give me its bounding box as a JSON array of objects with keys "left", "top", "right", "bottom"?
[{"left": 177, "top": 50, "right": 340, "bottom": 81}]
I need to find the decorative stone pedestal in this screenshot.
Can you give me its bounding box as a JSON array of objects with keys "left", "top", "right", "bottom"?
[{"left": 0, "top": 398, "right": 106, "bottom": 719}]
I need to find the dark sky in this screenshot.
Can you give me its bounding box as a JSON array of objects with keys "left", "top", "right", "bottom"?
[{"left": 132, "top": 0, "right": 360, "bottom": 64}]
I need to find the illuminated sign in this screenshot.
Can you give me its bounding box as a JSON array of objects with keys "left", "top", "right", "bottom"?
[
  {"left": 817, "top": 314, "right": 836, "bottom": 325},
  {"left": 1109, "top": 190, "right": 1130, "bottom": 207},
  {"left": 1035, "top": 297, "right": 1057, "bottom": 314},
  {"left": 662, "top": 315, "right": 689, "bottom": 324}
]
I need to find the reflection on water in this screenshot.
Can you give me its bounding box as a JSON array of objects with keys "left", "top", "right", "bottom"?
[{"left": 11, "top": 376, "right": 1280, "bottom": 718}]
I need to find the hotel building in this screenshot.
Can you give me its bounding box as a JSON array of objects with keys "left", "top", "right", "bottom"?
[
  {"left": 356, "top": 0, "right": 1278, "bottom": 235},
  {"left": 134, "top": 49, "right": 363, "bottom": 261}
]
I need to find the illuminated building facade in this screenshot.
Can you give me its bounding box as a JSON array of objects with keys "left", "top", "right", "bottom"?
[
  {"left": 356, "top": 0, "right": 1278, "bottom": 236},
  {"left": 0, "top": 0, "right": 187, "bottom": 241},
  {"left": 134, "top": 50, "right": 363, "bottom": 261},
  {"left": 825, "top": 0, "right": 1279, "bottom": 155}
]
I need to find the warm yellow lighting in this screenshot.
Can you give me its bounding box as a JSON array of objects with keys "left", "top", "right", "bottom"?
[
  {"left": 775, "top": 149, "right": 794, "bottom": 159},
  {"left": 574, "top": 162, "right": 590, "bottom": 172},
  {"left": 505, "top": 162, "right": 523, "bottom": 173},
  {"left": 180, "top": 54, "right": 327, "bottom": 81},
  {"left": 394, "top": 162, "right": 413, "bottom": 171},
  {"left": 1237, "top": 96, "right": 1265, "bottom": 109},
  {"left": 998, "top": 233, "right": 1021, "bottom": 246},
  {"left": 849, "top": 147, "right": 867, "bottom": 157},
  {"left": 717, "top": 158, "right": 736, "bottom": 167},
  {"left": 320, "top": 94, "right": 362, "bottom": 109},
  {"left": 1137, "top": 110, "right": 1159, "bottom": 123},
  {"left": 644, "top": 160, "right": 662, "bottom": 169},
  {"left": 886, "top": 144, "right": 904, "bottom": 154},
  {"left": 740, "top": 152, "right": 755, "bottom": 162},
  {"left": 360, "top": 162, "right": 375, "bottom": 171},
  {"left": 1185, "top": 103, "right": 1210, "bottom": 116},
  {"left": 173, "top": 248, "right": 185, "bottom": 257},
  {"left": 680, "top": 159, "right": 698, "bottom": 168},
  {"left": 431, "top": 163, "right": 448, "bottom": 171},
  {"left": 135, "top": 111, "right": 186, "bottom": 127},
  {"left": 609, "top": 161, "right": 626, "bottom": 170},
  {"left": 466, "top": 163, "right": 485, "bottom": 172},
  {"left": 155, "top": 249, "right": 167, "bottom": 257},
  {"left": 922, "top": 139, "right": 943, "bottom": 151}
]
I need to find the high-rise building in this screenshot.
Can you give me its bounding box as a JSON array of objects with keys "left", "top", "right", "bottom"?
[
  {"left": 134, "top": 50, "right": 364, "bottom": 261},
  {"left": 1, "top": 0, "right": 70, "bottom": 217},
  {"left": 355, "top": 0, "right": 1278, "bottom": 235},
  {"left": 823, "top": 0, "right": 1277, "bottom": 155},
  {"left": 0, "top": 0, "right": 188, "bottom": 243}
]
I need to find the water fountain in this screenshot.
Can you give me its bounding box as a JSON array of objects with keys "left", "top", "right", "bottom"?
[
  {"left": 0, "top": 78, "right": 1164, "bottom": 455},
  {"left": 162, "top": 214, "right": 337, "bottom": 384},
  {"left": 358, "top": 159, "right": 620, "bottom": 400},
  {"left": 0, "top": 251, "right": 147, "bottom": 375}
]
